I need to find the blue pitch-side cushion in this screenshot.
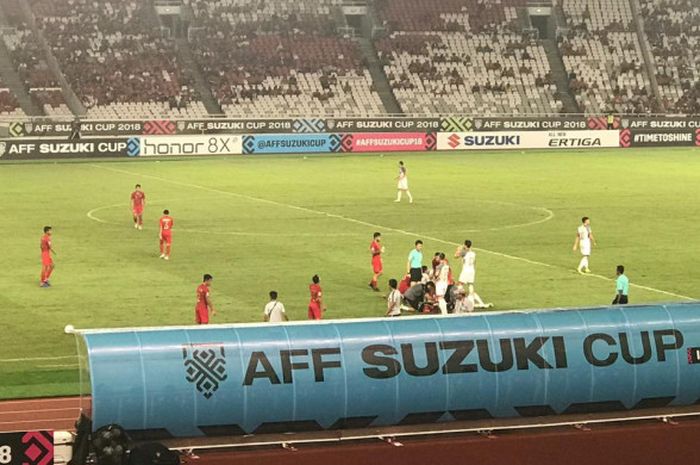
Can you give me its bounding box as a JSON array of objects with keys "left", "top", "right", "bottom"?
[{"left": 82, "top": 303, "right": 700, "bottom": 437}]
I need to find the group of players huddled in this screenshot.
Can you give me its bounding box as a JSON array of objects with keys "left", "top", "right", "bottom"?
[{"left": 370, "top": 233, "right": 493, "bottom": 318}]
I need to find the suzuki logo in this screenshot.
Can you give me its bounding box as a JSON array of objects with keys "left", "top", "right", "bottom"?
[{"left": 447, "top": 133, "right": 461, "bottom": 149}]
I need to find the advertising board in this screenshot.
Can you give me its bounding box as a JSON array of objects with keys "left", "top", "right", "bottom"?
[
  {"left": 0, "top": 138, "right": 135, "bottom": 159},
  {"left": 437, "top": 130, "right": 620, "bottom": 150},
  {"left": 242, "top": 134, "right": 341, "bottom": 154},
  {"left": 137, "top": 135, "right": 243, "bottom": 156}
]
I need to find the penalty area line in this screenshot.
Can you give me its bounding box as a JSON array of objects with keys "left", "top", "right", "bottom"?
[{"left": 90, "top": 164, "right": 695, "bottom": 301}]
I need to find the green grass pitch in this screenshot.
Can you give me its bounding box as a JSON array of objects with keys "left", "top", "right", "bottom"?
[{"left": 1, "top": 148, "right": 699, "bottom": 399}]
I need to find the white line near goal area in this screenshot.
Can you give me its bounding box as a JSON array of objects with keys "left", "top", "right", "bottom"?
[{"left": 89, "top": 164, "right": 695, "bottom": 302}]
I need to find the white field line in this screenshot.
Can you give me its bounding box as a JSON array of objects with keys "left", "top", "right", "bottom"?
[
  {"left": 0, "top": 355, "right": 77, "bottom": 363},
  {"left": 36, "top": 364, "right": 80, "bottom": 369},
  {"left": 90, "top": 164, "right": 695, "bottom": 301},
  {"left": 86, "top": 203, "right": 360, "bottom": 237}
]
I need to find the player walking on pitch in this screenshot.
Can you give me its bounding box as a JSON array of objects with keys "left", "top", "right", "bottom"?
[
  {"left": 195, "top": 274, "right": 216, "bottom": 324},
  {"left": 369, "top": 232, "right": 385, "bottom": 291},
  {"left": 308, "top": 275, "right": 325, "bottom": 320},
  {"left": 455, "top": 240, "right": 492, "bottom": 309},
  {"left": 159, "top": 209, "right": 174, "bottom": 260},
  {"left": 130, "top": 184, "right": 146, "bottom": 230},
  {"left": 394, "top": 161, "right": 413, "bottom": 203},
  {"left": 573, "top": 216, "right": 596, "bottom": 273},
  {"left": 39, "top": 226, "right": 55, "bottom": 287}
]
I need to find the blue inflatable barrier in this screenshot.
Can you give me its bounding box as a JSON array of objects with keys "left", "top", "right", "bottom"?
[{"left": 80, "top": 303, "right": 700, "bottom": 437}]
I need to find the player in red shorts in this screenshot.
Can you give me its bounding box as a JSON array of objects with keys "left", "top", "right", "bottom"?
[
  {"left": 368, "top": 232, "right": 384, "bottom": 291},
  {"left": 159, "top": 209, "right": 174, "bottom": 260},
  {"left": 195, "top": 274, "right": 216, "bottom": 324},
  {"left": 130, "top": 184, "right": 146, "bottom": 230},
  {"left": 39, "top": 226, "right": 56, "bottom": 287},
  {"left": 308, "top": 274, "right": 325, "bottom": 320}
]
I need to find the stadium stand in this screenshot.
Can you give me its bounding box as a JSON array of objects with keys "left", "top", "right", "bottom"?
[
  {"left": 0, "top": 0, "right": 690, "bottom": 118},
  {"left": 185, "top": 0, "right": 385, "bottom": 117},
  {"left": 557, "top": 0, "right": 656, "bottom": 114},
  {"left": 0, "top": 16, "right": 70, "bottom": 116},
  {"left": 639, "top": 0, "right": 700, "bottom": 114},
  {"left": 0, "top": 84, "right": 23, "bottom": 116},
  {"left": 28, "top": 0, "right": 206, "bottom": 118},
  {"left": 373, "top": 0, "right": 563, "bottom": 115}
]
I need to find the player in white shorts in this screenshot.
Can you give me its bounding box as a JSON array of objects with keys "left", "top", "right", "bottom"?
[
  {"left": 573, "top": 216, "right": 596, "bottom": 274},
  {"left": 434, "top": 253, "right": 450, "bottom": 315},
  {"left": 394, "top": 160, "right": 413, "bottom": 203},
  {"left": 455, "top": 240, "right": 492, "bottom": 309}
]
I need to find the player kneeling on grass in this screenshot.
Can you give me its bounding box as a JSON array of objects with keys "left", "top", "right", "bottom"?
[
  {"left": 40, "top": 226, "right": 56, "bottom": 287},
  {"left": 452, "top": 285, "right": 475, "bottom": 314},
  {"left": 386, "top": 279, "right": 402, "bottom": 317},
  {"left": 403, "top": 281, "right": 438, "bottom": 314},
  {"left": 195, "top": 274, "right": 216, "bottom": 324},
  {"left": 308, "top": 275, "right": 326, "bottom": 320},
  {"left": 159, "top": 209, "right": 174, "bottom": 260},
  {"left": 612, "top": 265, "right": 629, "bottom": 305}
]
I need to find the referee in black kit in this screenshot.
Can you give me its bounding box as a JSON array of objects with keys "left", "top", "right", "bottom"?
[{"left": 69, "top": 117, "right": 82, "bottom": 140}]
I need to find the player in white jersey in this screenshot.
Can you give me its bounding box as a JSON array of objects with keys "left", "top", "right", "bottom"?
[
  {"left": 455, "top": 240, "right": 492, "bottom": 309},
  {"left": 394, "top": 160, "right": 413, "bottom": 203},
  {"left": 573, "top": 216, "right": 596, "bottom": 274},
  {"left": 434, "top": 253, "right": 450, "bottom": 315}
]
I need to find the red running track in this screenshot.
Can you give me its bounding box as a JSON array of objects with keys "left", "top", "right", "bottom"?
[
  {"left": 2, "top": 397, "right": 700, "bottom": 465},
  {"left": 0, "top": 397, "right": 86, "bottom": 432},
  {"left": 191, "top": 418, "right": 700, "bottom": 465}
]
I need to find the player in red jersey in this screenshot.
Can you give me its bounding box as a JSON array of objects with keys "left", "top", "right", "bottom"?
[
  {"left": 159, "top": 209, "right": 174, "bottom": 260},
  {"left": 195, "top": 274, "right": 216, "bottom": 324},
  {"left": 308, "top": 274, "right": 325, "bottom": 320},
  {"left": 368, "top": 232, "right": 384, "bottom": 291},
  {"left": 39, "top": 226, "right": 55, "bottom": 287},
  {"left": 130, "top": 184, "right": 146, "bottom": 230}
]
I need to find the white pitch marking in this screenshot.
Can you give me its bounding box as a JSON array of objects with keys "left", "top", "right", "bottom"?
[
  {"left": 36, "top": 364, "right": 80, "bottom": 369},
  {"left": 86, "top": 203, "right": 360, "bottom": 237},
  {"left": 90, "top": 164, "right": 695, "bottom": 301},
  {"left": 0, "top": 355, "right": 78, "bottom": 363},
  {"left": 87, "top": 203, "right": 123, "bottom": 224}
]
